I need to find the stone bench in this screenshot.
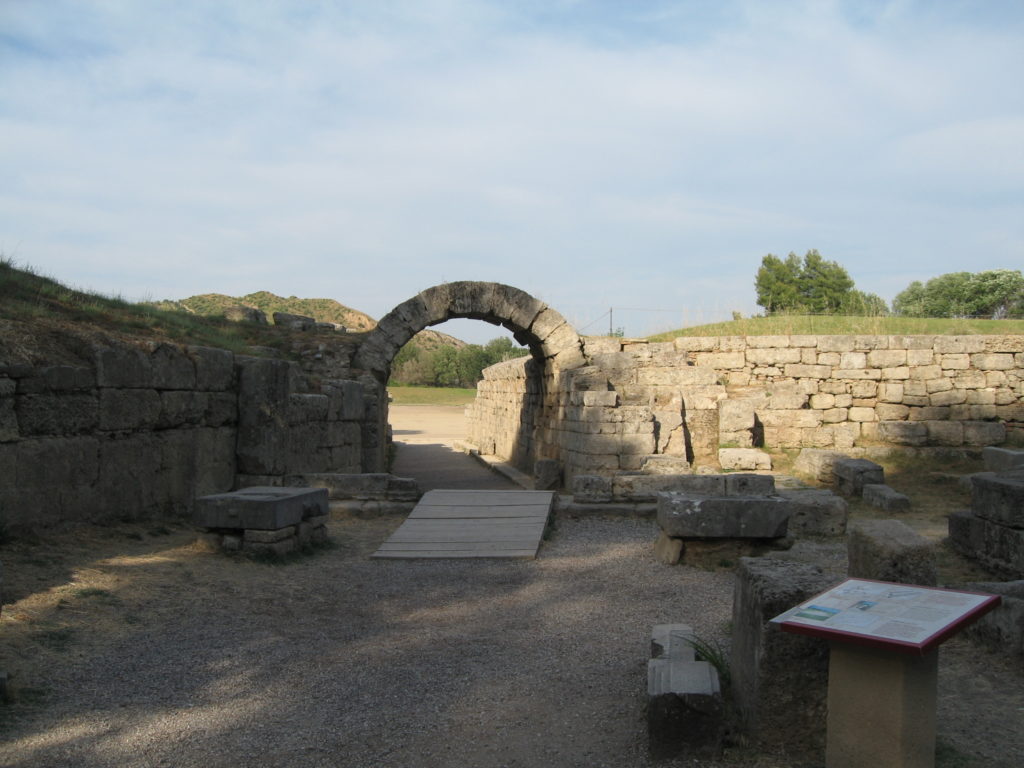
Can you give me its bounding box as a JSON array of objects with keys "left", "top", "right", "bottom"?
[
  {"left": 195, "top": 486, "right": 329, "bottom": 556},
  {"left": 647, "top": 623, "right": 724, "bottom": 758}
]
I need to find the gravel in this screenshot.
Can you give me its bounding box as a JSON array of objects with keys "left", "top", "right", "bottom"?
[{"left": 0, "top": 515, "right": 738, "bottom": 768}]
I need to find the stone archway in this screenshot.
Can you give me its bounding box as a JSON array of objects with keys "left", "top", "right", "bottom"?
[
  {"left": 354, "top": 281, "right": 585, "bottom": 379},
  {"left": 352, "top": 282, "right": 586, "bottom": 472}
]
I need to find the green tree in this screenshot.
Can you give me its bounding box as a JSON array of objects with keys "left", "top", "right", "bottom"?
[
  {"left": 755, "top": 250, "right": 865, "bottom": 314},
  {"left": 893, "top": 270, "right": 1024, "bottom": 318}
]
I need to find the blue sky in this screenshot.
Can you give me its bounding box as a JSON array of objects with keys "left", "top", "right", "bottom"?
[{"left": 2, "top": 0, "right": 1022, "bottom": 343}]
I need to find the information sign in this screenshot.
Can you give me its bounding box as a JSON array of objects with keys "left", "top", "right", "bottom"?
[{"left": 771, "top": 578, "right": 1000, "bottom": 655}]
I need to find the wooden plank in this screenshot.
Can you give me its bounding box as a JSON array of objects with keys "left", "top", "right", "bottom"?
[{"left": 372, "top": 488, "right": 552, "bottom": 560}]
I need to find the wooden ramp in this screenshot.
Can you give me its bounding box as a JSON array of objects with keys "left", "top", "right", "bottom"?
[{"left": 372, "top": 489, "right": 555, "bottom": 560}]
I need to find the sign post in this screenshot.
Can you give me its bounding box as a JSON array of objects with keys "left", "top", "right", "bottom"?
[{"left": 772, "top": 578, "right": 1000, "bottom": 768}]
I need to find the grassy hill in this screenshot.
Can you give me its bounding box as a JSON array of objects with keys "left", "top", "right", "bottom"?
[{"left": 647, "top": 314, "right": 1024, "bottom": 341}]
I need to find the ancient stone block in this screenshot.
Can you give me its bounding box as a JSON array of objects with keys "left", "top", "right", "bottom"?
[
  {"left": 833, "top": 457, "right": 884, "bottom": 496},
  {"left": 149, "top": 343, "right": 196, "bottom": 390},
  {"left": 847, "top": 519, "right": 936, "bottom": 585},
  {"left": 654, "top": 531, "right": 685, "bottom": 564},
  {"left": 971, "top": 471, "right": 1024, "bottom": 528},
  {"left": 235, "top": 357, "right": 291, "bottom": 475},
  {"left": 949, "top": 510, "right": 1024, "bottom": 578},
  {"left": 16, "top": 436, "right": 99, "bottom": 489},
  {"left": 972, "top": 353, "right": 1015, "bottom": 371},
  {"left": 793, "top": 449, "right": 843, "bottom": 484},
  {"left": 926, "top": 420, "right": 964, "bottom": 446},
  {"left": 959, "top": 580, "right": 1024, "bottom": 658},
  {"left": 158, "top": 390, "right": 207, "bottom": 428},
  {"left": 983, "top": 447, "right": 1024, "bottom": 473},
  {"left": 724, "top": 474, "right": 775, "bottom": 497},
  {"left": 729, "top": 558, "right": 830, "bottom": 757},
  {"left": 16, "top": 393, "right": 99, "bottom": 436},
  {"left": 571, "top": 474, "right": 613, "bottom": 503},
  {"left": 288, "top": 393, "right": 329, "bottom": 425},
  {"left": 962, "top": 421, "right": 1006, "bottom": 447},
  {"left": 533, "top": 459, "right": 561, "bottom": 490},
  {"left": 640, "top": 455, "right": 692, "bottom": 474},
  {"left": 95, "top": 345, "right": 152, "bottom": 388},
  {"left": 658, "top": 495, "right": 790, "bottom": 539},
  {"left": 647, "top": 659, "right": 724, "bottom": 759},
  {"left": 930, "top": 388, "right": 966, "bottom": 406},
  {"left": 718, "top": 448, "right": 771, "bottom": 471},
  {"left": 776, "top": 489, "right": 848, "bottom": 536},
  {"left": 862, "top": 483, "right": 911, "bottom": 512},
  {"left": 196, "top": 486, "right": 328, "bottom": 530},
  {"left": 651, "top": 624, "right": 697, "bottom": 660}
]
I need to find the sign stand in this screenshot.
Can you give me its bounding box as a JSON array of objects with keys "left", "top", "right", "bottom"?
[{"left": 772, "top": 578, "right": 1000, "bottom": 768}]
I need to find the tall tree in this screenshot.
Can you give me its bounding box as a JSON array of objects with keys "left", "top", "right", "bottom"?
[
  {"left": 893, "top": 270, "right": 1024, "bottom": 318},
  {"left": 755, "top": 250, "right": 875, "bottom": 314}
]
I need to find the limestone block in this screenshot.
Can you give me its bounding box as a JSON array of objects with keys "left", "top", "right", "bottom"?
[
  {"left": 244, "top": 526, "right": 296, "bottom": 543},
  {"left": 729, "top": 558, "right": 830, "bottom": 756},
  {"left": 657, "top": 494, "right": 790, "bottom": 538},
  {"left": 926, "top": 420, "right": 964, "bottom": 446},
  {"left": 614, "top": 474, "right": 720, "bottom": 502},
  {"left": 925, "top": 377, "right": 953, "bottom": 394},
  {"left": 718, "top": 448, "right": 771, "bottom": 471},
  {"left": 758, "top": 410, "right": 822, "bottom": 428},
  {"left": 972, "top": 353, "right": 1015, "bottom": 371},
  {"left": 834, "top": 368, "right": 881, "bottom": 380},
  {"left": 158, "top": 390, "right": 207, "bottom": 428},
  {"left": 725, "top": 473, "right": 775, "bottom": 496},
  {"left": 862, "top": 483, "right": 911, "bottom": 512},
  {"left": 877, "top": 420, "right": 927, "bottom": 446},
  {"left": 16, "top": 393, "right": 99, "bottom": 436},
  {"left": 936, "top": 336, "right": 985, "bottom": 354},
  {"left": 651, "top": 624, "right": 697, "bottom": 660},
  {"left": 647, "top": 659, "right": 724, "bottom": 758},
  {"left": 746, "top": 347, "right": 800, "bottom": 365},
  {"left": 244, "top": 536, "right": 299, "bottom": 556},
  {"left": 189, "top": 346, "right": 236, "bottom": 391},
  {"left": 640, "top": 455, "right": 691, "bottom": 474},
  {"left": 818, "top": 336, "right": 855, "bottom": 352},
  {"left": 673, "top": 336, "right": 719, "bottom": 352},
  {"left": 235, "top": 357, "right": 291, "bottom": 475},
  {"left": 711, "top": 400, "right": 750, "bottom": 437},
  {"left": 809, "top": 393, "right": 835, "bottom": 409},
  {"left": 16, "top": 436, "right": 99, "bottom": 489},
  {"left": 907, "top": 349, "right": 934, "bottom": 365},
  {"left": 960, "top": 580, "right": 1024, "bottom": 658},
  {"left": 95, "top": 345, "right": 153, "bottom": 387},
  {"left": 930, "top": 388, "right": 967, "bottom": 406},
  {"left": 148, "top": 343, "right": 196, "bottom": 389},
  {"left": 776, "top": 489, "right": 848, "bottom": 536},
  {"left": 840, "top": 351, "right": 866, "bottom": 369},
  {"left": 194, "top": 427, "right": 236, "bottom": 497},
  {"left": 940, "top": 353, "right": 970, "bottom": 370},
  {"left": 195, "top": 487, "right": 328, "bottom": 530},
  {"left": 949, "top": 510, "right": 1024, "bottom": 578},
  {"left": 983, "top": 447, "right": 1024, "bottom": 472},
  {"left": 793, "top": 449, "right": 843, "bottom": 483},
  {"left": 533, "top": 459, "right": 561, "bottom": 491},
  {"left": 654, "top": 531, "right": 685, "bottom": 564},
  {"left": 847, "top": 519, "right": 937, "bottom": 585},
  {"left": 204, "top": 392, "right": 238, "bottom": 427},
  {"left": 848, "top": 406, "right": 876, "bottom": 422},
  {"left": 875, "top": 403, "right": 909, "bottom": 421},
  {"left": 784, "top": 363, "right": 832, "bottom": 378},
  {"left": 571, "top": 474, "right": 613, "bottom": 503},
  {"left": 971, "top": 471, "right": 1024, "bottom": 528},
  {"left": 287, "top": 393, "right": 329, "bottom": 425},
  {"left": 962, "top": 421, "right": 1005, "bottom": 447},
  {"left": 867, "top": 349, "right": 906, "bottom": 368},
  {"left": 833, "top": 457, "right": 883, "bottom": 496},
  {"left": 693, "top": 351, "right": 745, "bottom": 368},
  {"left": 881, "top": 366, "right": 910, "bottom": 379},
  {"left": 821, "top": 408, "right": 848, "bottom": 424},
  {"left": 16, "top": 365, "right": 96, "bottom": 393}
]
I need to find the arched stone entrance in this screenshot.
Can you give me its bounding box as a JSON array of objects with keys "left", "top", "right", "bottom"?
[
  {"left": 354, "top": 281, "right": 585, "bottom": 379},
  {"left": 352, "top": 282, "right": 586, "bottom": 472}
]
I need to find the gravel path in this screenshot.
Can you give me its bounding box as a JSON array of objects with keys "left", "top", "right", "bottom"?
[{"left": 0, "top": 515, "right": 738, "bottom": 768}]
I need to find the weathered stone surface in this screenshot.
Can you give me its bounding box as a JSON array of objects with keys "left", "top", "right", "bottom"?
[
  {"left": 149, "top": 343, "right": 196, "bottom": 390},
  {"left": 647, "top": 659, "right": 724, "bottom": 759},
  {"left": 718, "top": 448, "right": 771, "bottom": 471},
  {"left": 639, "top": 455, "right": 691, "bottom": 474},
  {"left": 533, "top": 459, "right": 562, "bottom": 491},
  {"left": 971, "top": 470, "right": 1024, "bottom": 528},
  {"left": 95, "top": 345, "right": 152, "bottom": 388},
  {"left": 862, "top": 483, "right": 911, "bottom": 512},
  {"left": 959, "top": 580, "right": 1024, "bottom": 658},
  {"left": 223, "top": 305, "right": 268, "bottom": 324},
  {"left": 16, "top": 393, "right": 99, "bottom": 436},
  {"left": 299, "top": 473, "right": 420, "bottom": 501},
  {"left": 658, "top": 495, "right": 790, "bottom": 539},
  {"left": 272, "top": 311, "right": 317, "bottom": 331},
  {"left": 877, "top": 420, "right": 928, "bottom": 446},
  {"left": 949, "top": 510, "right": 1024, "bottom": 578},
  {"left": 654, "top": 531, "right": 684, "bottom": 564},
  {"left": 724, "top": 474, "right": 775, "bottom": 497},
  {"left": 792, "top": 449, "right": 843, "bottom": 484},
  {"left": 194, "top": 486, "right": 328, "bottom": 530},
  {"left": 833, "top": 457, "right": 884, "bottom": 496},
  {"left": 847, "top": 519, "right": 937, "bottom": 585},
  {"left": 189, "top": 346, "right": 235, "bottom": 391},
  {"left": 235, "top": 357, "right": 291, "bottom": 475},
  {"left": 730, "top": 558, "right": 830, "bottom": 757},
  {"left": 983, "top": 447, "right": 1024, "bottom": 473},
  {"left": 776, "top": 489, "right": 848, "bottom": 536},
  {"left": 244, "top": 536, "right": 299, "bottom": 556},
  {"left": 651, "top": 624, "right": 696, "bottom": 660}
]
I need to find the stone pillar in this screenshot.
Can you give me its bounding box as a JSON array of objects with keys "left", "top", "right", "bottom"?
[{"left": 826, "top": 644, "right": 938, "bottom": 768}]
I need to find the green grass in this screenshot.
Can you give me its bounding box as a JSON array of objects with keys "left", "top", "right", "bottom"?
[
  {"left": 388, "top": 386, "right": 478, "bottom": 406},
  {"left": 647, "top": 313, "right": 1024, "bottom": 341},
  {"left": 0, "top": 257, "right": 365, "bottom": 355}
]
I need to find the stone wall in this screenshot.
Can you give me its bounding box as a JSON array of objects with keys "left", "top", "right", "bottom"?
[
  {"left": 466, "top": 334, "right": 1024, "bottom": 481},
  {"left": 0, "top": 341, "right": 367, "bottom": 533}
]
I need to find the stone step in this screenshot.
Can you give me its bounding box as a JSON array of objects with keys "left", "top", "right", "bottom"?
[
  {"left": 647, "top": 658, "right": 724, "bottom": 758},
  {"left": 982, "top": 447, "right": 1024, "bottom": 473},
  {"left": 657, "top": 495, "right": 790, "bottom": 539}
]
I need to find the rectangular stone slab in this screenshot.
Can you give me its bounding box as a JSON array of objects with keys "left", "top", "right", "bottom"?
[
  {"left": 971, "top": 471, "right": 1024, "bottom": 528},
  {"left": 657, "top": 494, "right": 790, "bottom": 538},
  {"left": 194, "top": 486, "right": 328, "bottom": 530}
]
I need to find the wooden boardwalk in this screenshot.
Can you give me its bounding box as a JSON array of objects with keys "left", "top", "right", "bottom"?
[{"left": 372, "top": 489, "right": 555, "bottom": 560}]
